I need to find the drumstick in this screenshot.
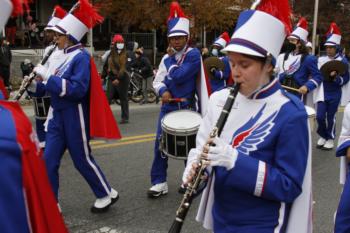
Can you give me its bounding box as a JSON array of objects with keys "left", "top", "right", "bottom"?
[
  {"left": 281, "top": 85, "right": 301, "bottom": 93},
  {"left": 168, "top": 98, "right": 187, "bottom": 103}
]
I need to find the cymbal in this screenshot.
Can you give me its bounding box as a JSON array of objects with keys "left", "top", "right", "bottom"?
[
  {"left": 204, "top": 56, "right": 225, "bottom": 80},
  {"left": 320, "top": 60, "right": 347, "bottom": 81}
]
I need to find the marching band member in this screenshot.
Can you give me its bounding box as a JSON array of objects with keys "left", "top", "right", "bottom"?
[
  {"left": 183, "top": 0, "right": 312, "bottom": 232},
  {"left": 149, "top": 1, "right": 202, "bottom": 198},
  {"left": 306, "top": 41, "right": 313, "bottom": 55},
  {"left": 276, "top": 17, "right": 323, "bottom": 100},
  {"left": 0, "top": 1, "right": 67, "bottom": 232},
  {"left": 30, "top": 0, "right": 122, "bottom": 213},
  {"left": 209, "top": 32, "right": 233, "bottom": 92},
  {"left": 316, "top": 23, "right": 349, "bottom": 150},
  {"left": 30, "top": 5, "right": 67, "bottom": 149},
  {"left": 335, "top": 104, "right": 350, "bottom": 233}
]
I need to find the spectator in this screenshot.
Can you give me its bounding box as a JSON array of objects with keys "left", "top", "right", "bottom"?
[
  {"left": 132, "top": 47, "right": 153, "bottom": 104},
  {"left": 20, "top": 58, "right": 34, "bottom": 78},
  {"left": 0, "top": 35, "right": 12, "bottom": 89},
  {"left": 102, "top": 34, "right": 130, "bottom": 124},
  {"left": 5, "top": 16, "right": 17, "bottom": 46}
]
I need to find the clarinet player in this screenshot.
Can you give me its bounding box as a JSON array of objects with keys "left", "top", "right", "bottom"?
[{"left": 181, "top": 0, "right": 312, "bottom": 232}]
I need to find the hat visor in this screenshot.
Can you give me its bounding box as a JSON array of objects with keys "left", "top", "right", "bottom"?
[
  {"left": 44, "top": 26, "right": 55, "bottom": 31},
  {"left": 168, "top": 32, "right": 188, "bottom": 38},
  {"left": 221, "top": 44, "right": 265, "bottom": 58},
  {"left": 324, "top": 42, "right": 337, "bottom": 47},
  {"left": 50, "top": 26, "right": 66, "bottom": 35}
]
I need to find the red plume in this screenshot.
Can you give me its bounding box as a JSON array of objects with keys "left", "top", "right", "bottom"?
[
  {"left": 296, "top": 17, "right": 308, "bottom": 30},
  {"left": 73, "top": 0, "right": 104, "bottom": 29},
  {"left": 53, "top": 5, "right": 67, "bottom": 19},
  {"left": 221, "top": 32, "right": 230, "bottom": 43},
  {"left": 257, "top": 0, "right": 292, "bottom": 34},
  {"left": 326, "top": 22, "right": 341, "bottom": 36},
  {"left": 11, "top": 0, "right": 23, "bottom": 16},
  {"left": 168, "top": 1, "right": 187, "bottom": 21}
]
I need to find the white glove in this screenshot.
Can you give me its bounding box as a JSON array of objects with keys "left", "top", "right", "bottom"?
[
  {"left": 23, "top": 75, "right": 37, "bottom": 93},
  {"left": 182, "top": 148, "right": 201, "bottom": 184},
  {"left": 34, "top": 64, "right": 50, "bottom": 81},
  {"left": 206, "top": 137, "right": 238, "bottom": 170}
]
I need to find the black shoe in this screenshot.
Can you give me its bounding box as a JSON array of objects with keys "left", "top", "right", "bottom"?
[
  {"left": 139, "top": 100, "right": 146, "bottom": 105},
  {"left": 178, "top": 184, "right": 187, "bottom": 194},
  {"left": 119, "top": 119, "right": 129, "bottom": 124}
]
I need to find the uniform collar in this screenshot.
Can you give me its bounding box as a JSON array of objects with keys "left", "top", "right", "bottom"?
[
  {"left": 248, "top": 78, "right": 280, "bottom": 100},
  {"left": 64, "top": 43, "right": 82, "bottom": 54}
]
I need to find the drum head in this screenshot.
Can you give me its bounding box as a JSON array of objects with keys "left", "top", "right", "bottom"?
[
  {"left": 305, "top": 106, "right": 315, "bottom": 117},
  {"left": 162, "top": 110, "right": 202, "bottom": 133}
]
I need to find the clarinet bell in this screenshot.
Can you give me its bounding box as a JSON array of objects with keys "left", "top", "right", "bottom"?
[{"left": 168, "top": 219, "right": 184, "bottom": 233}]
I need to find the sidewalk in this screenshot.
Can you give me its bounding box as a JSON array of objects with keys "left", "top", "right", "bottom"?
[{"left": 21, "top": 102, "right": 160, "bottom": 118}]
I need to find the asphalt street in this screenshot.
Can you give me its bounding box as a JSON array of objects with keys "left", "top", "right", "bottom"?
[{"left": 23, "top": 102, "right": 345, "bottom": 233}]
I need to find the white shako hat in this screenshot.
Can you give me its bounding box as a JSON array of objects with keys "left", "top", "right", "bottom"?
[
  {"left": 213, "top": 32, "right": 230, "bottom": 48},
  {"left": 288, "top": 17, "right": 309, "bottom": 43},
  {"left": 45, "top": 5, "right": 67, "bottom": 31},
  {"left": 0, "top": 0, "right": 28, "bottom": 30},
  {"left": 306, "top": 41, "right": 312, "bottom": 48},
  {"left": 52, "top": 0, "right": 104, "bottom": 42},
  {"left": 324, "top": 22, "right": 342, "bottom": 46},
  {"left": 222, "top": 0, "right": 292, "bottom": 65},
  {"left": 167, "top": 1, "right": 189, "bottom": 38}
]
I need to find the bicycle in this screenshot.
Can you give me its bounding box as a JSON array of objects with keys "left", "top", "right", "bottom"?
[{"left": 113, "top": 70, "right": 157, "bottom": 105}]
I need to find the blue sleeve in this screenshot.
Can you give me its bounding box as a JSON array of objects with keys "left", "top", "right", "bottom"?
[
  {"left": 28, "top": 82, "right": 46, "bottom": 97},
  {"left": 304, "top": 55, "right": 323, "bottom": 91},
  {"left": 46, "top": 53, "right": 90, "bottom": 101},
  {"left": 213, "top": 70, "right": 224, "bottom": 80},
  {"left": 224, "top": 110, "right": 309, "bottom": 203},
  {"left": 167, "top": 50, "right": 201, "bottom": 85},
  {"left": 335, "top": 58, "right": 349, "bottom": 86},
  {"left": 337, "top": 141, "right": 350, "bottom": 157}
]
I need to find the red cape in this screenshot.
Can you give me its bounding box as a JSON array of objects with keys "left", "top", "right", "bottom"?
[
  {"left": 0, "top": 78, "right": 8, "bottom": 99},
  {"left": 1, "top": 101, "right": 68, "bottom": 233},
  {"left": 89, "top": 58, "right": 122, "bottom": 140}
]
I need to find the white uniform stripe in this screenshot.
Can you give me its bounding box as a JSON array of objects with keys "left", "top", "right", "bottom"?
[
  {"left": 274, "top": 202, "right": 286, "bottom": 233},
  {"left": 59, "top": 79, "right": 66, "bottom": 97},
  {"left": 254, "top": 160, "right": 266, "bottom": 197},
  {"left": 78, "top": 104, "right": 110, "bottom": 195},
  {"left": 331, "top": 115, "right": 336, "bottom": 139},
  {"left": 309, "top": 79, "right": 318, "bottom": 88}
]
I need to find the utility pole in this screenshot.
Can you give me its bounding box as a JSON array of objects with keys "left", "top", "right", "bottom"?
[{"left": 312, "top": 0, "right": 319, "bottom": 55}]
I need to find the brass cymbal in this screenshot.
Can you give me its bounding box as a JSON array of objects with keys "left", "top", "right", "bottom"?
[
  {"left": 320, "top": 60, "right": 347, "bottom": 81},
  {"left": 204, "top": 56, "right": 225, "bottom": 80}
]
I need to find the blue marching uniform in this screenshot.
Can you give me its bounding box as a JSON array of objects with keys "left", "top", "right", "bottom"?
[
  {"left": 335, "top": 104, "right": 350, "bottom": 233},
  {"left": 0, "top": 102, "right": 31, "bottom": 232},
  {"left": 211, "top": 56, "right": 232, "bottom": 92},
  {"left": 0, "top": 99, "right": 68, "bottom": 232},
  {"left": 317, "top": 54, "right": 349, "bottom": 141},
  {"left": 151, "top": 46, "right": 201, "bottom": 185},
  {"left": 186, "top": 79, "right": 310, "bottom": 232},
  {"left": 277, "top": 52, "right": 323, "bottom": 99},
  {"left": 35, "top": 44, "right": 112, "bottom": 199}
]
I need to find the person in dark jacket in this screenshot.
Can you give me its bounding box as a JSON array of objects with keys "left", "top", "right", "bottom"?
[
  {"left": 0, "top": 36, "right": 12, "bottom": 88},
  {"left": 102, "top": 34, "right": 130, "bottom": 124},
  {"left": 133, "top": 47, "right": 153, "bottom": 104}
]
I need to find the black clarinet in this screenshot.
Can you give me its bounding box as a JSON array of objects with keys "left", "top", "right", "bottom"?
[
  {"left": 168, "top": 83, "right": 241, "bottom": 233},
  {"left": 13, "top": 43, "right": 57, "bottom": 101},
  {"left": 13, "top": 2, "right": 81, "bottom": 101}
]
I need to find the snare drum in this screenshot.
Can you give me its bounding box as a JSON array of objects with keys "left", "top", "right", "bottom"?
[
  {"left": 33, "top": 96, "right": 51, "bottom": 120},
  {"left": 161, "top": 110, "right": 202, "bottom": 160},
  {"left": 305, "top": 106, "right": 316, "bottom": 132}
]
